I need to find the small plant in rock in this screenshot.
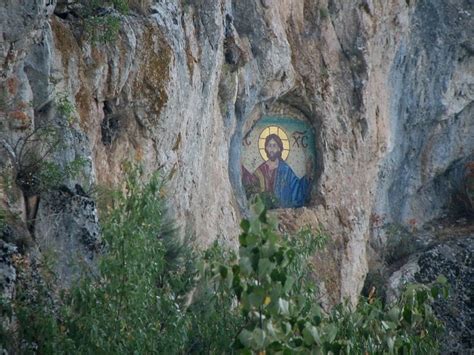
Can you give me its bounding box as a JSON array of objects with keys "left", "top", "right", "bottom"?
[
  {"left": 78, "top": 0, "right": 129, "bottom": 44},
  {"left": 257, "top": 191, "right": 279, "bottom": 210},
  {"left": 320, "top": 7, "right": 329, "bottom": 20},
  {"left": 0, "top": 122, "right": 89, "bottom": 234},
  {"left": 0, "top": 126, "right": 61, "bottom": 195},
  {"left": 56, "top": 93, "right": 76, "bottom": 126},
  {"left": 84, "top": 14, "right": 122, "bottom": 44},
  {"left": 0, "top": 125, "right": 87, "bottom": 197}
]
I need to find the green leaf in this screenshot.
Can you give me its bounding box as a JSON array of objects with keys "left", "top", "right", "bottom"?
[
  {"left": 265, "top": 230, "right": 279, "bottom": 245},
  {"left": 240, "top": 256, "right": 253, "bottom": 275},
  {"left": 239, "top": 233, "right": 248, "bottom": 247},
  {"left": 246, "top": 233, "right": 260, "bottom": 247},
  {"left": 435, "top": 274, "right": 447, "bottom": 284},
  {"left": 248, "top": 287, "right": 265, "bottom": 308},
  {"left": 233, "top": 283, "right": 244, "bottom": 300},
  {"left": 273, "top": 249, "right": 284, "bottom": 265},
  {"left": 403, "top": 306, "right": 412, "bottom": 324},
  {"left": 302, "top": 327, "right": 314, "bottom": 346},
  {"left": 232, "top": 264, "right": 240, "bottom": 276},
  {"left": 291, "top": 337, "right": 304, "bottom": 348},
  {"left": 238, "top": 329, "right": 254, "bottom": 348},
  {"left": 270, "top": 269, "right": 286, "bottom": 283},
  {"left": 324, "top": 324, "right": 338, "bottom": 343},
  {"left": 252, "top": 197, "right": 266, "bottom": 216},
  {"left": 387, "top": 306, "right": 400, "bottom": 322},
  {"left": 282, "top": 321, "right": 292, "bottom": 336},
  {"left": 267, "top": 341, "right": 283, "bottom": 352},
  {"left": 241, "top": 219, "right": 250, "bottom": 233},
  {"left": 251, "top": 327, "right": 267, "bottom": 349},
  {"left": 219, "top": 265, "right": 228, "bottom": 279},
  {"left": 277, "top": 298, "right": 290, "bottom": 316},
  {"left": 283, "top": 275, "right": 295, "bottom": 294},
  {"left": 258, "top": 258, "right": 275, "bottom": 278},
  {"left": 311, "top": 304, "right": 322, "bottom": 325},
  {"left": 284, "top": 249, "right": 296, "bottom": 266},
  {"left": 224, "top": 267, "right": 234, "bottom": 288},
  {"left": 416, "top": 290, "right": 428, "bottom": 305},
  {"left": 381, "top": 320, "right": 396, "bottom": 331},
  {"left": 249, "top": 218, "right": 262, "bottom": 237},
  {"left": 269, "top": 284, "right": 283, "bottom": 304},
  {"left": 302, "top": 323, "right": 320, "bottom": 346},
  {"left": 265, "top": 320, "right": 277, "bottom": 338},
  {"left": 387, "top": 336, "right": 395, "bottom": 353}
]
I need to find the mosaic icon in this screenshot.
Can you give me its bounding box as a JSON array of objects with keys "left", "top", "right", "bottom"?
[{"left": 241, "top": 116, "right": 315, "bottom": 209}]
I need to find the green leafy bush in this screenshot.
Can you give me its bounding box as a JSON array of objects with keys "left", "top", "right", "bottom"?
[
  {"left": 57, "top": 166, "right": 198, "bottom": 353},
  {"left": 77, "top": 0, "right": 153, "bottom": 43},
  {"left": 209, "top": 198, "right": 447, "bottom": 354},
  {"left": 2, "top": 178, "right": 446, "bottom": 354},
  {"left": 0, "top": 124, "right": 87, "bottom": 198},
  {"left": 3, "top": 167, "right": 189, "bottom": 352},
  {"left": 79, "top": 0, "right": 129, "bottom": 44},
  {"left": 56, "top": 93, "right": 76, "bottom": 125},
  {"left": 84, "top": 14, "right": 122, "bottom": 44},
  {"left": 184, "top": 242, "right": 243, "bottom": 354}
]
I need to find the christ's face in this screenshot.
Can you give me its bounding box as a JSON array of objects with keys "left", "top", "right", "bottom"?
[{"left": 265, "top": 138, "right": 281, "bottom": 161}]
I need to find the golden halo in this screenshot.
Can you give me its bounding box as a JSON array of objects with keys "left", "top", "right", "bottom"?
[{"left": 258, "top": 125, "right": 290, "bottom": 161}]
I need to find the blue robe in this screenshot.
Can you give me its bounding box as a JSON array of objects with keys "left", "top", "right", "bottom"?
[{"left": 273, "top": 160, "right": 311, "bottom": 208}]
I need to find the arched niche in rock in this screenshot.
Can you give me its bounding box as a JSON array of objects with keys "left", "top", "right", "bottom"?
[{"left": 240, "top": 107, "right": 317, "bottom": 209}]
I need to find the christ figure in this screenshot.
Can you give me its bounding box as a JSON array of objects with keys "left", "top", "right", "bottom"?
[{"left": 242, "top": 134, "right": 312, "bottom": 208}]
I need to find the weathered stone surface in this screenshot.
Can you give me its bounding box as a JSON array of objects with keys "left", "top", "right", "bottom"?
[
  {"left": 372, "top": 0, "right": 474, "bottom": 227},
  {"left": 0, "top": 240, "right": 17, "bottom": 302},
  {"left": 0, "top": 240, "right": 17, "bottom": 353},
  {"left": 34, "top": 187, "right": 101, "bottom": 287},
  {"left": 386, "top": 230, "right": 474, "bottom": 354},
  {"left": 0, "top": 0, "right": 472, "bottom": 309},
  {"left": 415, "top": 237, "right": 473, "bottom": 354}
]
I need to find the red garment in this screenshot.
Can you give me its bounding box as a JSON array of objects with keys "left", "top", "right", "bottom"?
[{"left": 256, "top": 163, "right": 277, "bottom": 192}]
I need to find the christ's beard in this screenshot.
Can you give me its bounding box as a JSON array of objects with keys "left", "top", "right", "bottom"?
[{"left": 267, "top": 152, "right": 280, "bottom": 161}]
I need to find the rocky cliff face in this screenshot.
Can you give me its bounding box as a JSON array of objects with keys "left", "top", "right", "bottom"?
[
  {"left": 0, "top": 0, "right": 473, "bottom": 310},
  {"left": 383, "top": 220, "right": 474, "bottom": 352}
]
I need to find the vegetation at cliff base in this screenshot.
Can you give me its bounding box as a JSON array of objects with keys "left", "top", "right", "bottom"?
[{"left": 1, "top": 170, "right": 447, "bottom": 354}]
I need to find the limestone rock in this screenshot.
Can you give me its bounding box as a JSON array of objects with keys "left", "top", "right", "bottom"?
[
  {"left": 34, "top": 187, "right": 101, "bottom": 287},
  {"left": 0, "top": 240, "right": 17, "bottom": 302},
  {"left": 386, "top": 233, "right": 474, "bottom": 354},
  {"left": 0, "top": 0, "right": 472, "bottom": 308}
]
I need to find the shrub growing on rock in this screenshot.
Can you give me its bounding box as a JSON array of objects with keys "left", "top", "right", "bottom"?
[
  {"left": 1, "top": 171, "right": 447, "bottom": 354},
  {"left": 208, "top": 199, "right": 448, "bottom": 354}
]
